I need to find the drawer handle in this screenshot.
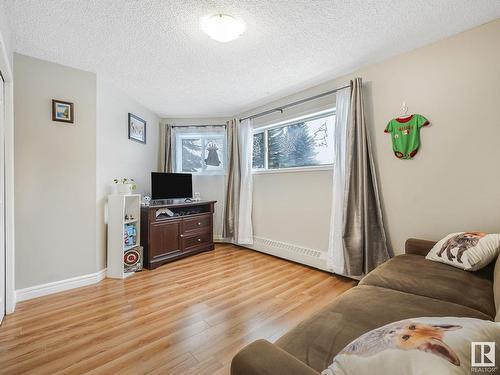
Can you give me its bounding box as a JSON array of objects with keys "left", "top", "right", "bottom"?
[
  {"left": 197, "top": 222, "right": 202, "bottom": 226},
  {"left": 197, "top": 238, "right": 202, "bottom": 242},
  {"left": 180, "top": 234, "right": 184, "bottom": 238}
]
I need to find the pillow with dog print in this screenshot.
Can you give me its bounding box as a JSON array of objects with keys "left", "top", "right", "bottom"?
[
  {"left": 425, "top": 232, "right": 500, "bottom": 271},
  {"left": 322, "top": 317, "right": 500, "bottom": 375}
]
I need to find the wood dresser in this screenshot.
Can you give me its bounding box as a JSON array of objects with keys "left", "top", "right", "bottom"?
[{"left": 141, "top": 200, "right": 216, "bottom": 269}]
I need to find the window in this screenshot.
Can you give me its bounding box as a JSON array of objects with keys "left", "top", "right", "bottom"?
[
  {"left": 252, "top": 132, "right": 265, "bottom": 169},
  {"left": 252, "top": 111, "right": 335, "bottom": 171},
  {"left": 174, "top": 129, "right": 226, "bottom": 175}
]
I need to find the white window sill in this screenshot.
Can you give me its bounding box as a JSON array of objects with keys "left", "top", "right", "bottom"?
[
  {"left": 186, "top": 172, "right": 226, "bottom": 177},
  {"left": 252, "top": 165, "right": 333, "bottom": 175}
]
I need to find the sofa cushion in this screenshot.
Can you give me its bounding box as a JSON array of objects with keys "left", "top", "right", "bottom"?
[
  {"left": 359, "top": 254, "right": 495, "bottom": 318},
  {"left": 275, "top": 285, "right": 491, "bottom": 373},
  {"left": 425, "top": 232, "right": 500, "bottom": 271},
  {"left": 323, "top": 317, "right": 500, "bottom": 375}
]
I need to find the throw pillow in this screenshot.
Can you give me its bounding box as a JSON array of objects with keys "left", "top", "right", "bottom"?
[
  {"left": 322, "top": 317, "right": 500, "bottom": 375},
  {"left": 425, "top": 232, "right": 500, "bottom": 271}
]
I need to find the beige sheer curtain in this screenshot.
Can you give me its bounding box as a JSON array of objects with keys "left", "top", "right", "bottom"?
[
  {"left": 223, "top": 118, "right": 253, "bottom": 244},
  {"left": 159, "top": 123, "right": 173, "bottom": 172},
  {"left": 343, "top": 78, "right": 390, "bottom": 277},
  {"left": 327, "top": 86, "right": 350, "bottom": 275}
]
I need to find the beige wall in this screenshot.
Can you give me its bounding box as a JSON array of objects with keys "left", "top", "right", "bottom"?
[
  {"left": 253, "top": 170, "right": 333, "bottom": 251},
  {"left": 14, "top": 54, "right": 97, "bottom": 289},
  {"left": 162, "top": 118, "right": 229, "bottom": 126},
  {"left": 14, "top": 57, "right": 162, "bottom": 288},
  {"left": 240, "top": 19, "right": 500, "bottom": 255},
  {"left": 96, "top": 78, "right": 160, "bottom": 270}
]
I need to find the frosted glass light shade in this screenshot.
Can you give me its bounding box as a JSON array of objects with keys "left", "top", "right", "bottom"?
[{"left": 200, "top": 14, "right": 246, "bottom": 42}]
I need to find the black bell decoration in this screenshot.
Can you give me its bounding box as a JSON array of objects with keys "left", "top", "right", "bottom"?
[{"left": 205, "top": 142, "right": 221, "bottom": 166}]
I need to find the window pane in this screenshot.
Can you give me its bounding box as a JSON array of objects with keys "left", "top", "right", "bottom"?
[
  {"left": 267, "top": 115, "right": 334, "bottom": 169},
  {"left": 181, "top": 138, "right": 203, "bottom": 172},
  {"left": 175, "top": 131, "right": 226, "bottom": 175},
  {"left": 252, "top": 132, "right": 265, "bottom": 169},
  {"left": 308, "top": 115, "right": 334, "bottom": 165},
  {"left": 204, "top": 137, "right": 224, "bottom": 172}
]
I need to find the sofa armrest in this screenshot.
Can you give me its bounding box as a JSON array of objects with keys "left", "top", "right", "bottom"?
[
  {"left": 405, "top": 238, "right": 437, "bottom": 257},
  {"left": 231, "top": 340, "right": 320, "bottom": 375}
]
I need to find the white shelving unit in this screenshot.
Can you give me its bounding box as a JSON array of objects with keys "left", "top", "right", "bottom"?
[{"left": 107, "top": 194, "right": 141, "bottom": 279}]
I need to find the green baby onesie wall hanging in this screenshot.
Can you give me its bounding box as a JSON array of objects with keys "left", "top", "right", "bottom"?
[{"left": 385, "top": 105, "right": 430, "bottom": 159}]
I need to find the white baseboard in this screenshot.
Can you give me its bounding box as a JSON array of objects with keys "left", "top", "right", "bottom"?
[
  {"left": 246, "top": 236, "right": 328, "bottom": 271},
  {"left": 15, "top": 269, "right": 107, "bottom": 303}
]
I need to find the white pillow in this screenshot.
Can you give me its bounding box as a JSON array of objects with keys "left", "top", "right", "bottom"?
[
  {"left": 322, "top": 317, "right": 500, "bottom": 375},
  {"left": 425, "top": 232, "right": 500, "bottom": 271}
]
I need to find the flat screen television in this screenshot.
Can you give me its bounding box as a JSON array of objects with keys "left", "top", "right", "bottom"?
[{"left": 151, "top": 172, "right": 193, "bottom": 200}]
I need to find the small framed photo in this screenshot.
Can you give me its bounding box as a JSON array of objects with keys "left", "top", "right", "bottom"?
[
  {"left": 52, "top": 99, "right": 74, "bottom": 123},
  {"left": 128, "top": 113, "right": 146, "bottom": 144}
]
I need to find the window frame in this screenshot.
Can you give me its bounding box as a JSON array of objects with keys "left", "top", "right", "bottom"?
[
  {"left": 252, "top": 108, "right": 336, "bottom": 174},
  {"left": 174, "top": 131, "right": 227, "bottom": 176}
]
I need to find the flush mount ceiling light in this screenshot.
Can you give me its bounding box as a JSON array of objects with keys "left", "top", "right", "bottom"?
[{"left": 200, "top": 14, "right": 246, "bottom": 42}]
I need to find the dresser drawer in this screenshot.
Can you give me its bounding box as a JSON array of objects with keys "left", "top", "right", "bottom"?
[
  {"left": 182, "top": 214, "right": 212, "bottom": 233},
  {"left": 181, "top": 231, "right": 212, "bottom": 252}
]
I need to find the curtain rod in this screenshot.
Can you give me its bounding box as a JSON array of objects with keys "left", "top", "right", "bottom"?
[
  {"left": 171, "top": 124, "right": 226, "bottom": 128},
  {"left": 239, "top": 84, "right": 350, "bottom": 122}
]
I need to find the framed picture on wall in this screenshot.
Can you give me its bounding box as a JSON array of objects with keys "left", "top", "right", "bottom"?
[
  {"left": 128, "top": 113, "right": 146, "bottom": 144},
  {"left": 52, "top": 99, "right": 74, "bottom": 123}
]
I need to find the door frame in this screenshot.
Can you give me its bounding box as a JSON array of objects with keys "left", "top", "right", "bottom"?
[
  {"left": 0, "top": 40, "right": 16, "bottom": 314},
  {"left": 0, "top": 70, "right": 5, "bottom": 321}
]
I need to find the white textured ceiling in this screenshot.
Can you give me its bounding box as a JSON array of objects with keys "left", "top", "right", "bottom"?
[{"left": 7, "top": 1, "right": 500, "bottom": 117}]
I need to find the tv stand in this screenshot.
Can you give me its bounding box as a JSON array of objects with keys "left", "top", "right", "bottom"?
[
  {"left": 150, "top": 198, "right": 193, "bottom": 206},
  {"left": 141, "top": 200, "right": 216, "bottom": 269}
]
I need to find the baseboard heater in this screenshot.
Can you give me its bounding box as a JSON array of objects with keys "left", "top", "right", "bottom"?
[{"left": 246, "top": 236, "right": 328, "bottom": 271}]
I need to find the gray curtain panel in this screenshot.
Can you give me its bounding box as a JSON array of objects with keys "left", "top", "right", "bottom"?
[
  {"left": 343, "top": 78, "right": 390, "bottom": 276},
  {"left": 159, "top": 123, "right": 173, "bottom": 172},
  {"left": 223, "top": 119, "right": 240, "bottom": 239}
]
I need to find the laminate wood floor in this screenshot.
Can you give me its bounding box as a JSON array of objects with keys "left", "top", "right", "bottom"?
[{"left": 0, "top": 244, "right": 355, "bottom": 375}]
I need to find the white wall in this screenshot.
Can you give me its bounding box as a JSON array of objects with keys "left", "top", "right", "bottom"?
[
  {"left": 96, "top": 78, "right": 160, "bottom": 270},
  {"left": 14, "top": 54, "right": 97, "bottom": 289},
  {"left": 240, "top": 19, "right": 500, "bottom": 257}
]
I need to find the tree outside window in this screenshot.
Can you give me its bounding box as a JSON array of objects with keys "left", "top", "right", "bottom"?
[
  {"left": 175, "top": 133, "right": 226, "bottom": 175},
  {"left": 252, "top": 112, "right": 335, "bottom": 170}
]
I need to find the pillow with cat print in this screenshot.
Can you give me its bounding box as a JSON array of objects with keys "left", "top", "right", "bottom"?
[
  {"left": 322, "top": 317, "right": 500, "bottom": 375},
  {"left": 425, "top": 232, "right": 500, "bottom": 271}
]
